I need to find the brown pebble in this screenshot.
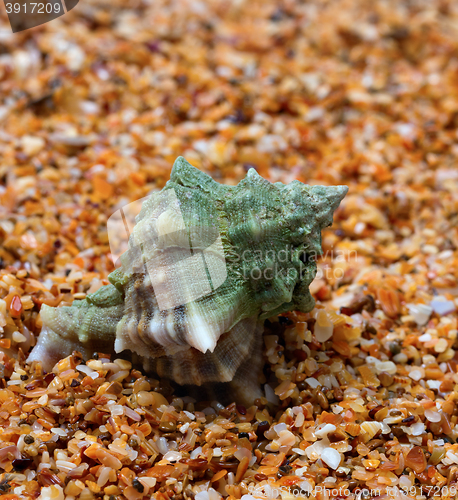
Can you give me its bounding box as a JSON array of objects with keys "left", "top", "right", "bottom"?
[
  {"left": 256, "top": 440, "right": 269, "bottom": 452},
  {"left": 236, "top": 405, "right": 246, "bottom": 415},
  {"left": 106, "top": 381, "right": 123, "bottom": 395},
  {"left": 333, "top": 386, "right": 343, "bottom": 401},
  {"left": 368, "top": 405, "right": 384, "bottom": 419},
  {"left": 159, "top": 421, "right": 177, "bottom": 432},
  {"left": 256, "top": 421, "right": 270, "bottom": 436},
  {"left": 297, "top": 381, "right": 308, "bottom": 391},
  {"left": 316, "top": 390, "right": 329, "bottom": 409},
  {"left": 406, "top": 446, "right": 427, "bottom": 473},
  {"left": 367, "top": 439, "right": 384, "bottom": 450},
  {"left": 347, "top": 480, "right": 359, "bottom": 491},
  {"left": 340, "top": 294, "right": 375, "bottom": 315},
  {"left": 187, "top": 458, "right": 209, "bottom": 471},
  {"left": 128, "top": 437, "right": 139, "bottom": 448},
  {"left": 292, "top": 349, "right": 307, "bottom": 361},
  {"left": 378, "top": 372, "right": 393, "bottom": 387}
]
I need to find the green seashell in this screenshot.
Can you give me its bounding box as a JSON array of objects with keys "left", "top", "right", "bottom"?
[{"left": 28, "top": 157, "right": 348, "bottom": 404}]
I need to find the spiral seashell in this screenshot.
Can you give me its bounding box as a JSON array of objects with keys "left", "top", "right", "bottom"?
[{"left": 28, "top": 157, "right": 348, "bottom": 404}]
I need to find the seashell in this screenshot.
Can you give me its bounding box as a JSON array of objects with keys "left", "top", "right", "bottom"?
[{"left": 28, "top": 157, "right": 348, "bottom": 404}]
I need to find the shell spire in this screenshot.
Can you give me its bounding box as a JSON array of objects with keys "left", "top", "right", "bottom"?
[{"left": 28, "top": 157, "right": 348, "bottom": 405}]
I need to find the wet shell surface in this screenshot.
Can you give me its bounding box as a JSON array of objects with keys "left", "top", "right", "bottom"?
[{"left": 28, "top": 157, "right": 348, "bottom": 403}]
